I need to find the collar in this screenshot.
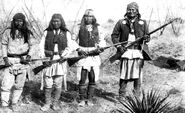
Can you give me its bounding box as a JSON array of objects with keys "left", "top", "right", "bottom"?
[{"left": 53, "top": 29, "right": 61, "bottom": 35}]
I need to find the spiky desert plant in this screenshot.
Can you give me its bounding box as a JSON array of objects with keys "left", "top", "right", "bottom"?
[{"left": 117, "top": 89, "right": 172, "bottom": 113}]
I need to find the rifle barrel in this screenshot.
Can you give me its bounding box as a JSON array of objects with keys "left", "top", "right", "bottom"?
[
  {"left": 101, "top": 41, "right": 128, "bottom": 50},
  {"left": 149, "top": 18, "right": 178, "bottom": 35},
  {"left": 30, "top": 57, "right": 50, "bottom": 62},
  {"left": 126, "top": 18, "right": 178, "bottom": 48},
  {"left": 109, "top": 18, "right": 179, "bottom": 63}
]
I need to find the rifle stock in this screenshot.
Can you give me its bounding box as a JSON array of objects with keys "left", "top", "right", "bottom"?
[
  {"left": 67, "top": 56, "right": 86, "bottom": 66},
  {"left": 109, "top": 18, "right": 179, "bottom": 63},
  {"left": 109, "top": 52, "right": 123, "bottom": 63},
  {"left": 32, "top": 65, "right": 47, "bottom": 75},
  {"left": 33, "top": 56, "right": 85, "bottom": 74},
  {"left": 33, "top": 58, "right": 64, "bottom": 75},
  {"left": 0, "top": 57, "right": 50, "bottom": 70},
  {"left": 0, "top": 65, "right": 10, "bottom": 70}
]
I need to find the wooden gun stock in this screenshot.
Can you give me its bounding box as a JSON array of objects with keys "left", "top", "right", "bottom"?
[
  {"left": 0, "top": 65, "right": 10, "bottom": 70},
  {"left": 109, "top": 52, "right": 123, "bottom": 63},
  {"left": 32, "top": 56, "right": 83, "bottom": 75},
  {"left": 32, "top": 65, "right": 47, "bottom": 75}
]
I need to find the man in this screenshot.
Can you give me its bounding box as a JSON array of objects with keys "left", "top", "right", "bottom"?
[
  {"left": 73, "top": 9, "right": 106, "bottom": 106},
  {"left": 39, "top": 13, "right": 78, "bottom": 111},
  {"left": 1, "top": 13, "right": 34, "bottom": 111},
  {"left": 111, "top": 2, "right": 151, "bottom": 99}
]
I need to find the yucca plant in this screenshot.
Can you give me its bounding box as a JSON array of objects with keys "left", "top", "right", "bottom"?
[{"left": 115, "top": 89, "right": 172, "bottom": 113}]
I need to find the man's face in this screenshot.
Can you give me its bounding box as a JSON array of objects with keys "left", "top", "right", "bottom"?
[
  {"left": 84, "top": 15, "right": 93, "bottom": 25},
  {"left": 14, "top": 19, "right": 24, "bottom": 29},
  {"left": 127, "top": 7, "right": 138, "bottom": 18},
  {"left": 52, "top": 18, "right": 61, "bottom": 30}
]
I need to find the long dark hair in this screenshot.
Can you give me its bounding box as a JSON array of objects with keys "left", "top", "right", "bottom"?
[
  {"left": 79, "top": 9, "right": 100, "bottom": 43},
  {"left": 45, "top": 13, "right": 68, "bottom": 32},
  {"left": 10, "top": 19, "right": 32, "bottom": 43},
  {"left": 80, "top": 14, "right": 98, "bottom": 27}
]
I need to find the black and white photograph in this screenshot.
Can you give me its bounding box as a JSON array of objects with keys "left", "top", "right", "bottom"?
[{"left": 0, "top": 0, "right": 185, "bottom": 113}]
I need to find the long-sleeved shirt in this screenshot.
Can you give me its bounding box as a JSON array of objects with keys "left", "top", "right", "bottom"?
[
  {"left": 111, "top": 18, "right": 151, "bottom": 60},
  {"left": 2, "top": 29, "right": 34, "bottom": 58}
]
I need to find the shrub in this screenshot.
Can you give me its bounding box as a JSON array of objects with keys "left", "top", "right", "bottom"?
[{"left": 116, "top": 89, "right": 172, "bottom": 113}]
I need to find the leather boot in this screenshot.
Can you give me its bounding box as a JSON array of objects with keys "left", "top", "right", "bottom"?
[
  {"left": 118, "top": 79, "right": 127, "bottom": 101},
  {"left": 40, "top": 88, "right": 52, "bottom": 111},
  {"left": 78, "top": 84, "right": 86, "bottom": 107},
  {"left": 52, "top": 87, "right": 62, "bottom": 111},
  {"left": 133, "top": 79, "right": 141, "bottom": 98},
  {"left": 87, "top": 84, "right": 96, "bottom": 106}
]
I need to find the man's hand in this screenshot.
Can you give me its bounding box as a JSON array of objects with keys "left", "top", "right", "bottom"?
[
  {"left": 20, "top": 55, "right": 31, "bottom": 65},
  {"left": 43, "top": 61, "right": 52, "bottom": 67},
  {"left": 26, "top": 55, "right": 31, "bottom": 62},
  {"left": 96, "top": 46, "right": 104, "bottom": 53},
  {"left": 143, "top": 35, "right": 150, "bottom": 42},
  {"left": 117, "top": 46, "right": 126, "bottom": 54},
  {"left": 59, "top": 56, "right": 65, "bottom": 63},
  {"left": 77, "top": 48, "right": 87, "bottom": 56},
  {"left": 3, "top": 57, "right": 12, "bottom": 66}
]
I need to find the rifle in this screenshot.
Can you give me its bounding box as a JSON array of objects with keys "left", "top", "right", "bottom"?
[
  {"left": 0, "top": 57, "right": 50, "bottom": 70},
  {"left": 33, "top": 56, "right": 86, "bottom": 75},
  {"left": 109, "top": 18, "right": 180, "bottom": 63},
  {"left": 33, "top": 41, "right": 128, "bottom": 75},
  {"left": 67, "top": 41, "right": 130, "bottom": 66},
  {"left": 27, "top": 57, "right": 50, "bottom": 62},
  {"left": 0, "top": 65, "right": 10, "bottom": 70},
  {"left": 32, "top": 59, "right": 59, "bottom": 75}
]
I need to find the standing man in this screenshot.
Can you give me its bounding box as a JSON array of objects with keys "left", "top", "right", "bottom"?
[
  {"left": 111, "top": 2, "right": 151, "bottom": 100},
  {"left": 1, "top": 13, "right": 34, "bottom": 111},
  {"left": 39, "top": 13, "right": 78, "bottom": 111},
  {"left": 73, "top": 9, "right": 106, "bottom": 106}
]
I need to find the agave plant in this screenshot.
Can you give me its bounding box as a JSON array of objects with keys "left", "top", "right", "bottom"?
[{"left": 115, "top": 89, "right": 172, "bottom": 113}]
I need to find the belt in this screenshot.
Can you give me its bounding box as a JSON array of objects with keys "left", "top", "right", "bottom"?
[{"left": 7, "top": 53, "right": 28, "bottom": 58}]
